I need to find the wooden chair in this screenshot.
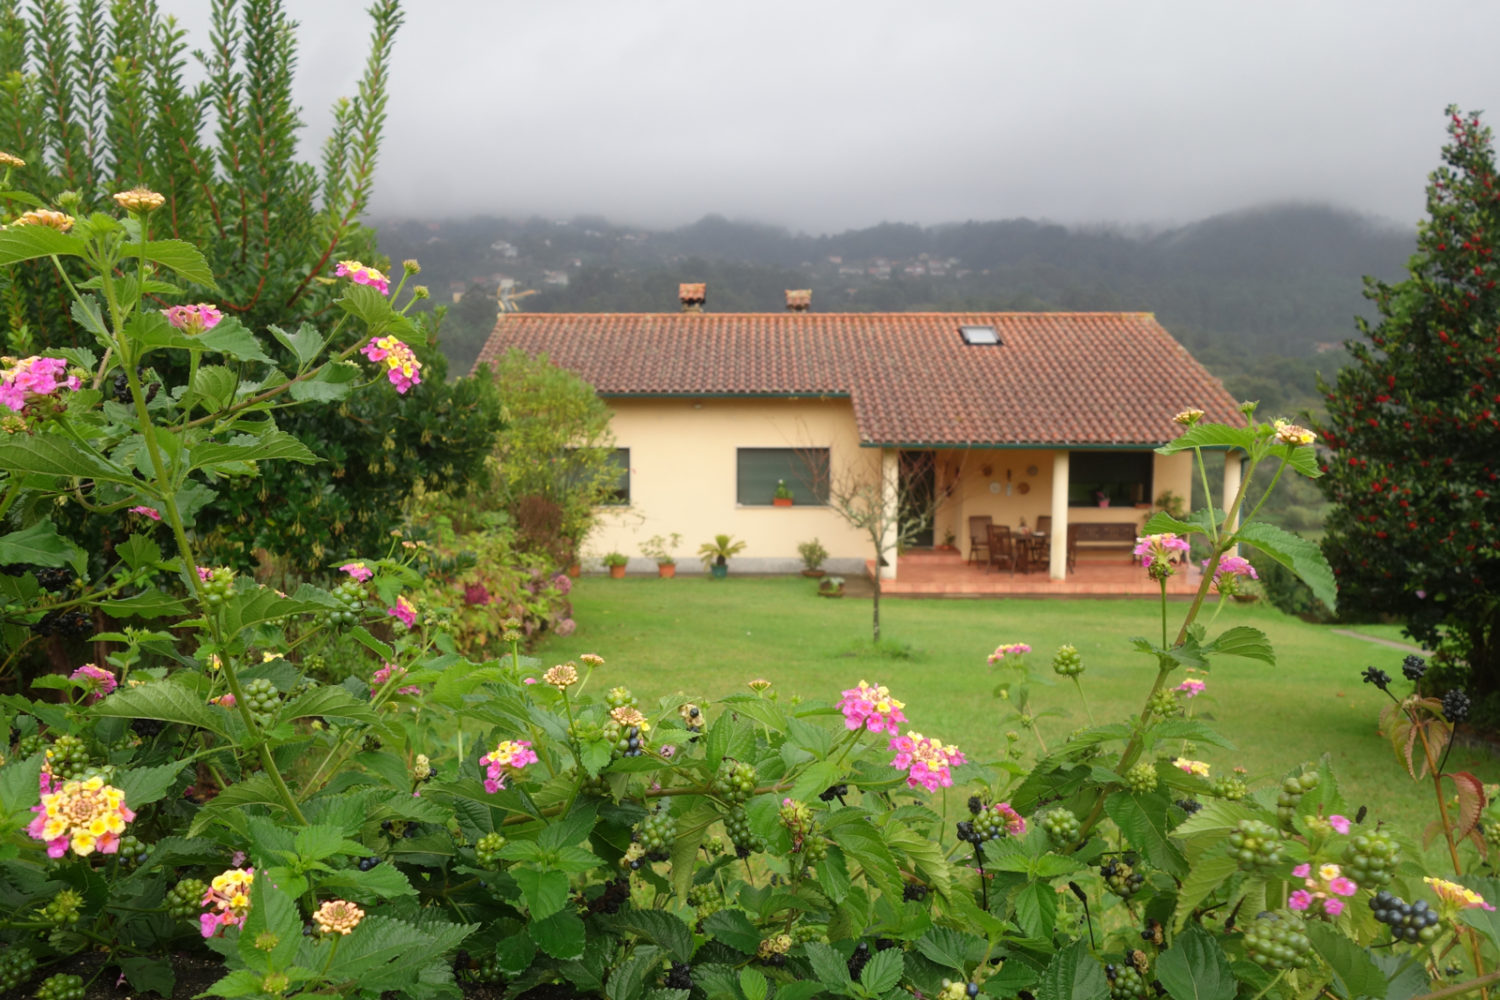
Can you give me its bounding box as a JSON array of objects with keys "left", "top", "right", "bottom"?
[
  {"left": 1031, "top": 516, "right": 1054, "bottom": 567},
  {"left": 986, "top": 524, "right": 1016, "bottom": 574},
  {"left": 1065, "top": 523, "right": 1078, "bottom": 574},
  {"left": 967, "top": 515, "right": 993, "bottom": 566}
]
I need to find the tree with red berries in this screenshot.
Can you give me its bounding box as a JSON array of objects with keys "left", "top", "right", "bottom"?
[{"left": 1317, "top": 106, "right": 1500, "bottom": 704}]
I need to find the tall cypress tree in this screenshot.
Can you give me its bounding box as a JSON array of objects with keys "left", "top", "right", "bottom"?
[{"left": 1317, "top": 106, "right": 1500, "bottom": 700}]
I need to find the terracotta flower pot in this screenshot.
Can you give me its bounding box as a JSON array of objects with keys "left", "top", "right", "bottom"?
[
  {"left": 608, "top": 564, "right": 626, "bottom": 579},
  {"left": 567, "top": 563, "right": 581, "bottom": 578},
  {"left": 801, "top": 569, "right": 826, "bottom": 578},
  {"left": 773, "top": 497, "right": 793, "bottom": 507},
  {"left": 658, "top": 563, "right": 676, "bottom": 578}
]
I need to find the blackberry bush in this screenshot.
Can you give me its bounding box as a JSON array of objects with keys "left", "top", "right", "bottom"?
[
  {"left": 1370, "top": 891, "right": 1441, "bottom": 943},
  {"left": 1243, "top": 911, "right": 1313, "bottom": 969}
]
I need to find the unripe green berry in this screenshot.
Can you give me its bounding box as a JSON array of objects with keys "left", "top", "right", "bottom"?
[{"left": 1124, "top": 761, "right": 1158, "bottom": 795}]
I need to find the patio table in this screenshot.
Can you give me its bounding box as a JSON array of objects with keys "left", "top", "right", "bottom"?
[{"left": 1015, "top": 530, "right": 1049, "bottom": 573}]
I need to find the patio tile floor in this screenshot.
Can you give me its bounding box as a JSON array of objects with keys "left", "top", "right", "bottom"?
[{"left": 870, "top": 549, "right": 1203, "bottom": 598}]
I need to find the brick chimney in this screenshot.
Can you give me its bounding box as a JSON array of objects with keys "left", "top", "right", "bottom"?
[
  {"left": 785, "top": 289, "right": 811, "bottom": 312},
  {"left": 679, "top": 282, "right": 706, "bottom": 312}
]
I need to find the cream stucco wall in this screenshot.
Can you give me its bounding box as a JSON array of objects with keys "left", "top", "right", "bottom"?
[
  {"left": 934, "top": 448, "right": 1194, "bottom": 562},
  {"left": 583, "top": 397, "right": 879, "bottom": 574}
]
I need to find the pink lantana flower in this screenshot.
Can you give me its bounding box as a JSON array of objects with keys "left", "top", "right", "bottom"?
[
  {"left": 371, "top": 662, "right": 421, "bottom": 697},
  {"left": 1329, "top": 877, "right": 1358, "bottom": 897},
  {"left": 197, "top": 566, "right": 214, "bottom": 583},
  {"left": 1133, "top": 533, "right": 1191, "bottom": 568},
  {"left": 339, "top": 561, "right": 373, "bottom": 582},
  {"left": 160, "top": 303, "right": 223, "bottom": 334},
  {"left": 387, "top": 595, "right": 417, "bottom": 628},
  {"left": 0, "top": 355, "right": 80, "bottom": 412},
  {"left": 361, "top": 335, "right": 422, "bottom": 394},
  {"left": 838, "top": 680, "right": 908, "bottom": 735},
  {"left": 1175, "top": 678, "right": 1206, "bottom": 698},
  {"left": 1288, "top": 890, "right": 1313, "bottom": 911},
  {"left": 987, "top": 642, "right": 1031, "bottom": 664},
  {"left": 200, "top": 867, "right": 254, "bottom": 938},
  {"left": 27, "top": 775, "right": 135, "bottom": 857},
  {"left": 889, "top": 731, "right": 966, "bottom": 792},
  {"left": 335, "top": 260, "right": 390, "bottom": 294},
  {"left": 129, "top": 505, "right": 161, "bottom": 521},
  {"left": 1426, "top": 876, "right": 1497, "bottom": 912},
  {"left": 1292, "top": 863, "right": 1311, "bottom": 878},
  {"left": 1328, "top": 814, "right": 1351, "bottom": 835},
  {"left": 70, "top": 663, "right": 117, "bottom": 703},
  {"left": 480, "top": 739, "right": 539, "bottom": 793}
]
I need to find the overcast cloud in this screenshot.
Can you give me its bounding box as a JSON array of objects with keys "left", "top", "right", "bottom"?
[{"left": 174, "top": 0, "right": 1500, "bottom": 233}]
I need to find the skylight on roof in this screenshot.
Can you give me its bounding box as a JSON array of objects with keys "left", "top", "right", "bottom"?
[{"left": 960, "top": 325, "right": 1000, "bottom": 345}]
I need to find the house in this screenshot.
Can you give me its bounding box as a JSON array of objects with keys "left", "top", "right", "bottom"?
[{"left": 472, "top": 286, "right": 1242, "bottom": 581}]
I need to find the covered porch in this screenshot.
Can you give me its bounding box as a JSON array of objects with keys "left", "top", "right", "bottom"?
[
  {"left": 881, "top": 445, "right": 1243, "bottom": 583},
  {"left": 873, "top": 548, "right": 1204, "bottom": 597}
]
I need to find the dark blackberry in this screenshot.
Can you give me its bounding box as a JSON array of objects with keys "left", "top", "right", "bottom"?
[
  {"left": 847, "top": 942, "right": 870, "bottom": 980},
  {"left": 664, "top": 962, "right": 693, "bottom": 990},
  {"left": 1370, "top": 890, "right": 1441, "bottom": 943},
  {"left": 819, "top": 783, "right": 849, "bottom": 802},
  {"left": 34, "top": 566, "right": 71, "bottom": 592},
  {"left": 902, "top": 882, "right": 928, "bottom": 902},
  {"left": 1443, "top": 689, "right": 1471, "bottom": 724},
  {"left": 33, "top": 607, "right": 92, "bottom": 637},
  {"left": 1175, "top": 798, "right": 1203, "bottom": 815},
  {"left": 112, "top": 372, "right": 130, "bottom": 404},
  {"left": 1361, "top": 666, "right": 1392, "bottom": 691},
  {"left": 357, "top": 856, "right": 380, "bottom": 871},
  {"left": 967, "top": 795, "right": 983, "bottom": 815},
  {"left": 587, "top": 878, "right": 630, "bottom": 916},
  {"left": 1402, "top": 655, "right": 1427, "bottom": 682},
  {"left": 131, "top": 717, "right": 166, "bottom": 739}
]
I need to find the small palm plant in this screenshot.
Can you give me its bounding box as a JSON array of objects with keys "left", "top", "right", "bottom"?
[{"left": 698, "top": 534, "right": 747, "bottom": 577}]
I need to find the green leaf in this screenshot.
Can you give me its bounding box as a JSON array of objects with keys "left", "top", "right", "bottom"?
[
  {"left": 288, "top": 361, "right": 361, "bottom": 401},
  {"left": 1306, "top": 922, "right": 1387, "bottom": 999},
  {"left": 1271, "top": 442, "right": 1322, "bottom": 479},
  {"left": 827, "top": 820, "right": 903, "bottom": 898},
  {"left": 1369, "top": 952, "right": 1429, "bottom": 1000},
  {"left": 1202, "top": 625, "right": 1275, "bottom": 665},
  {"left": 1172, "top": 853, "right": 1241, "bottom": 931},
  {"left": 739, "top": 967, "right": 769, "bottom": 1000},
  {"left": 115, "top": 762, "right": 187, "bottom": 810},
  {"left": 1234, "top": 521, "right": 1337, "bottom": 614},
  {"left": 118, "top": 956, "right": 175, "bottom": 998},
  {"left": 610, "top": 909, "right": 694, "bottom": 964},
  {"left": 0, "top": 224, "right": 86, "bottom": 264},
  {"left": 0, "top": 753, "right": 43, "bottom": 819},
  {"left": 101, "top": 590, "right": 189, "bottom": 619},
  {"left": 804, "top": 940, "right": 854, "bottom": 994},
  {"left": 494, "top": 933, "right": 536, "bottom": 976},
  {"left": 116, "top": 533, "right": 163, "bottom": 570},
  {"left": 1156, "top": 925, "right": 1236, "bottom": 1000},
  {"left": 914, "top": 927, "right": 984, "bottom": 973},
  {"left": 294, "top": 824, "right": 368, "bottom": 863},
  {"left": 191, "top": 429, "right": 319, "bottom": 471},
  {"left": 186, "top": 365, "right": 238, "bottom": 412},
  {"left": 0, "top": 433, "right": 135, "bottom": 484},
  {"left": 606, "top": 950, "right": 661, "bottom": 1000},
  {"left": 1141, "top": 508, "right": 1226, "bottom": 537},
  {"left": 317, "top": 862, "right": 417, "bottom": 901},
  {"left": 268, "top": 322, "right": 326, "bottom": 367},
  {"left": 92, "top": 680, "right": 230, "bottom": 738},
  {"left": 279, "top": 685, "right": 380, "bottom": 726},
  {"left": 1013, "top": 880, "right": 1058, "bottom": 939},
  {"left": 539, "top": 798, "right": 600, "bottom": 850},
  {"left": 196, "top": 317, "right": 272, "bottom": 362},
  {"left": 1155, "top": 422, "right": 1256, "bottom": 456},
  {"left": 0, "top": 521, "right": 79, "bottom": 567},
  {"left": 1104, "top": 790, "right": 1188, "bottom": 878},
  {"left": 701, "top": 909, "right": 762, "bottom": 954},
  {"left": 141, "top": 239, "right": 217, "bottom": 288},
  {"left": 528, "top": 909, "right": 586, "bottom": 960},
  {"left": 790, "top": 759, "right": 846, "bottom": 804},
  {"left": 338, "top": 282, "right": 423, "bottom": 345},
  {"left": 1035, "top": 938, "right": 1108, "bottom": 1000},
  {"left": 860, "top": 949, "right": 904, "bottom": 995},
  {"left": 514, "top": 866, "right": 570, "bottom": 920}
]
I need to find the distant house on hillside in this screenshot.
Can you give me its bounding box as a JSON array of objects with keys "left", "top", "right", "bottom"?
[{"left": 472, "top": 287, "right": 1241, "bottom": 581}]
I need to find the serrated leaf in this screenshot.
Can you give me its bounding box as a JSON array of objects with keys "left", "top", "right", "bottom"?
[
  {"left": 0, "top": 433, "right": 135, "bottom": 484},
  {"left": 0, "top": 224, "right": 86, "bottom": 264},
  {"left": 610, "top": 909, "right": 694, "bottom": 964},
  {"left": 1369, "top": 952, "right": 1429, "bottom": 1000},
  {"left": 1156, "top": 925, "right": 1236, "bottom": 1000},
  {"left": 141, "top": 239, "right": 217, "bottom": 288},
  {"left": 1203, "top": 625, "right": 1275, "bottom": 665},
  {"left": 279, "top": 685, "right": 380, "bottom": 726},
  {"left": 1105, "top": 790, "right": 1187, "bottom": 878},
  {"left": 1013, "top": 880, "right": 1057, "bottom": 940},
  {"left": 860, "top": 948, "right": 904, "bottom": 995},
  {"left": 338, "top": 282, "right": 423, "bottom": 344},
  {"left": 191, "top": 429, "right": 319, "bottom": 471},
  {"left": 115, "top": 762, "right": 187, "bottom": 810},
  {"left": 914, "top": 927, "right": 984, "bottom": 972},
  {"left": 101, "top": 590, "right": 188, "bottom": 618},
  {"left": 268, "top": 322, "right": 326, "bottom": 367},
  {"left": 495, "top": 933, "right": 536, "bottom": 976},
  {"left": 118, "top": 956, "right": 175, "bottom": 998},
  {"left": 116, "top": 533, "right": 163, "bottom": 570},
  {"left": 1156, "top": 422, "right": 1257, "bottom": 456},
  {"left": 804, "top": 940, "right": 853, "bottom": 992},
  {"left": 1035, "top": 938, "right": 1108, "bottom": 1000},
  {"left": 317, "top": 862, "right": 417, "bottom": 901},
  {"left": 1452, "top": 771, "right": 1486, "bottom": 841},
  {"left": 528, "top": 909, "right": 586, "bottom": 959},
  {"left": 289, "top": 361, "right": 361, "bottom": 401},
  {"left": 93, "top": 680, "right": 230, "bottom": 738},
  {"left": 827, "top": 820, "right": 903, "bottom": 897},
  {"left": 1234, "top": 521, "right": 1337, "bottom": 614},
  {"left": 0, "top": 521, "right": 79, "bottom": 567},
  {"left": 196, "top": 317, "right": 271, "bottom": 362},
  {"left": 739, "top": 967, "right": 769, "bottom": 1000},
  {"left": 701, "top": 909, "right": 761, "bottom": 954},
  {"left": 1172, "top": 852, "right": 1240, "bottom": 931},
  {"left": 1306, "top": 922, "right": 1386, "bottom": 999},
  {"left": 514, "top": 866, "right": 569, "bottom": 920}
]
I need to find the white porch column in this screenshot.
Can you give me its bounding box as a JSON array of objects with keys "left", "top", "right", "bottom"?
[
  {"left": 1222, "top": 452, "right": 1244, "bottom": 555},
  {"left": 880, "top": 448, "right": 899, "bottom": 580},
  {"left": 1049, "top": 450, "right": 1069, "bottom": 580}
]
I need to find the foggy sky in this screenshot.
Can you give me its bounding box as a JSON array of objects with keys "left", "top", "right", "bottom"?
[{"left": 175, "top": 1, "right": 1500, "bottom": 234}]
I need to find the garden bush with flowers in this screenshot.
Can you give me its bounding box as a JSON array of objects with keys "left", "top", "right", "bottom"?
[{"left": 0, "top": 178, "right": 1495, "bottom": 1000}]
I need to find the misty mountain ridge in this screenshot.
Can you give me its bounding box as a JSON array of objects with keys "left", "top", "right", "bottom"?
[{"left": 378, "top": 200, "right": 1414, "bottom": 376}]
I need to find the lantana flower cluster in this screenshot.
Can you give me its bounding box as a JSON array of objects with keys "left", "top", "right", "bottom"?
[
  {"left": 27, "top": 774, "right": 135, "bottom": 857},
  {"left": 1175, "top": 677, "right": 1206, "bottom": 698},
  {"left": 312, "top": 899, "right": 365, "bottom": 936},
  {"left": 1133, "top": 533, "right": 1190, "bottom": 570},
  {"left": 336, "top": 259, "right": 390, "bottom": 294},
  {"left": 387, "top": 595, "right": 417, "bottom": 627},
  {"left": 1206, "top": 554, "right": 1258, "bottom": 595},
  {"left": 1289, "top": 863, "right": 1358, "bottom": 917},
  {"left": 200, "top": 867, "right": 255, "bottom": 938},
  {"left": 481, "top": 739, "right": 539, "bottom": 793},
  {"left": 1426, "top": 876, "right": 1497, "bottom": 912},
  {"left": 371, "top": 662, "right": 420, "bottom": 697},
  {"left": 0, "top": 355, "right": 80, "bottom": 412},
  {"left": 987, "top": 642, "right": 1031, "bottom": 664},
  {"left": 889, "top": 731, "right": 967, "bottom": 792},
  {"left": 161, "top": 303, "right": 223, "bottom": 334},
  {"left": 1274, "top": 418, "right": 1316, "bottom": 447},
  {"left": 837, "top": 680, "right": 908, "bottom": 735},
  {"left": 340, "top": 561, "right": 373, "bottom": 582},
  {"left": 362, "top": 335, "right": 422, "bottom": 394},
  {"left": 1172, "top": 757, "right": 1210, "bottom": 776},
  {"left": 69, "top": 663, "right": 117, "bottom": 703}
]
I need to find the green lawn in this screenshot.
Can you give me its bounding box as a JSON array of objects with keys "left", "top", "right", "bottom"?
[
  {"left": 534, "top": 576, "right": 1496, "bottom": 841},
  {"left": 1341, "top": 621, "right": 1426, "bottom": 649}
]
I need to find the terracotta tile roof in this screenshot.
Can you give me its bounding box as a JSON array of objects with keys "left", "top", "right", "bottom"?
[{"left": 472, "top": 312, "right": 1242, "bottom": 446}]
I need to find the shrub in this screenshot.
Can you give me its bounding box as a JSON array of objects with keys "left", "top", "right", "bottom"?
[{"left": 797, "top": 537, "right": 829, "bottom": 571}]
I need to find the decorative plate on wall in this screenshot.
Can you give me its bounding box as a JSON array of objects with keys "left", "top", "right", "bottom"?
[
  {"left": 1025, "top": 464, "right": 1039, "bottom": 477},
  {"left": 989, "top": 482, "right": 1001, "bottom": 494},
  {"left": 1018, "top": 482, "right": 1031, "bottom": 494}
]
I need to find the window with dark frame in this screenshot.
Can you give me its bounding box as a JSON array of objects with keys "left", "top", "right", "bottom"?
[
  {"left": 602, "top": 448, "right": 630, "bottom": 505},
  {"left": 1067, "top": 451, "right": 1153, "bottom": 507},
  {"left": 736, "top": 448, "right": 830, "bottom": 506}
]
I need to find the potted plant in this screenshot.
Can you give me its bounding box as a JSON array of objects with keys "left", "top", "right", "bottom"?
[
  {"left": 798, "top": 538, "right": 828, "bottom": 577},
  {"left": 603, "top": 552, "right": 629, "bottom": 579},
  {"left": 818, "top": 575, "right": 846, "bottom": 598},
  {"left": 1096, "top": 490, "right": 1111, "bottom": 508},
  {"left": 938, "top": 529, "right": 958, "bottom": 552},
  {"left": 773, "top": 479, "right": 795, "bottom": 507},
  {"left": 639, "top": 532, "right": 683, "bottom": 578},
  {"left": 698, "top": 533, "right": 746, "bottom": 579}
]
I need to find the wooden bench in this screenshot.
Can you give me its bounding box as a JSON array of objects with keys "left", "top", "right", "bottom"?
[{"left": 1066, "top": 522, "right": 1138, "bottom": 572}]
